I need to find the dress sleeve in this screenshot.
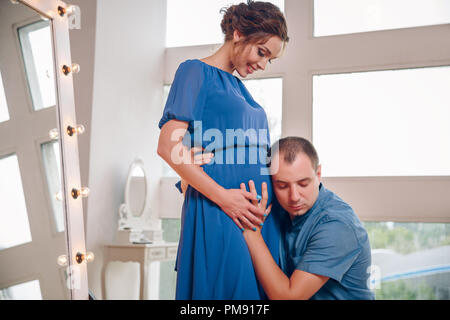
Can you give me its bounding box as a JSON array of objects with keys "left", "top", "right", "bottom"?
[
  {"left": 294, "top": 217, "right": 361, "bottom": 283},
  {"left": 158, "top": 60, "right": 208, "bottom": 130}
]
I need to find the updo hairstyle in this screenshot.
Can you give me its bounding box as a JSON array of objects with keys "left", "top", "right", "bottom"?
[{"left": 220, "top": 0, "right": 289, "bottom": 53}]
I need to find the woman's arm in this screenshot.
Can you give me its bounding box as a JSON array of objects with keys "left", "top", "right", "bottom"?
[{"left": 157, "top": 119, "right": 265, "bottom": 230}]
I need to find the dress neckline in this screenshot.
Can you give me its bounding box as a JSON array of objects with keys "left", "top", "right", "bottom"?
[{"left": 194, "top": 59, "right": 238, "bottom": 78}]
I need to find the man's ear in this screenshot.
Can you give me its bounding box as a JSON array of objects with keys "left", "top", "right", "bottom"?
[{"left": 316, "top": 164, "right": 322, "bottom": 181}]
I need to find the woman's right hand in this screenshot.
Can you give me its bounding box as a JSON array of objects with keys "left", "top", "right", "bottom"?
[{"left": 216, "top": 188, "right": 265, "bottom": 231}]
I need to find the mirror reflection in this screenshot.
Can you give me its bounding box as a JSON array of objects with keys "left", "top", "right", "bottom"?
[
  {"left": 128, "top": 165, "right": 146, "bottom": 217},
  {"left": 0, "top": 0, "right": 69, "bottom": 299}
]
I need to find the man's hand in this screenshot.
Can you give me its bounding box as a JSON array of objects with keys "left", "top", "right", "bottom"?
[{"left": 240, "top": 180, "right": 272, "bottom": 232}]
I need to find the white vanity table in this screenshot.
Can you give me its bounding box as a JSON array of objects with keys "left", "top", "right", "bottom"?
[
  {"left": 104, "top": 242, "right": 178, "bottom": 300},
  {"left": 103, "top": 158, "right": 179, "bottom": 300}
]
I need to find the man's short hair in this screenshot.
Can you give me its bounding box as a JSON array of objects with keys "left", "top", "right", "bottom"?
[{"left": 270, "top": 137, "right": 319, "bottom": 171}]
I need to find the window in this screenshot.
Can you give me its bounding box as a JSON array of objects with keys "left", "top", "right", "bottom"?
[
  {"left": 18, "top": 20, "right": 56, "bottom": 111},
  {"left": 159, "top": 219, "right": 181, "bottom": 299},
  {"left": 0, "top": 154, "right": 32, "bottom": 250},
  {"left": 41, "top": 141, "right": 64, "bottom": 233},
  {"left": 0, "top": 70, "right": 9, "bottom": 123},
  {"left": 314, "top": 0, "right": 450, "bottom": 37},
  {"left": 166, "top": 0, "right": 285, "bottom": 47},
  {"left": 0, "top": 280, "right": 42, "bottom": 300},
  {"left": 364, "top": 222, "right": 450, "bottom": 300},
  {"left": 313, "top": 66, "right": 450, "bottom": 177},
  {"left": 244, "top": 77, "right": 283, "bottom": 144}
]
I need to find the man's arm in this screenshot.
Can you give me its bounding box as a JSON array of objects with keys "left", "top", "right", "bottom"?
[
  {"left": 243, "top": 230, "right": 329, "bottom": 300},
  {"left": 241, "top": 180, "right": 329, "bottom": 300}
]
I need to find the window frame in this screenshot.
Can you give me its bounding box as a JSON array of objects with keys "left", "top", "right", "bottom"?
[{"left": 162, "top": 0, "right": 450, "bottom": 223}]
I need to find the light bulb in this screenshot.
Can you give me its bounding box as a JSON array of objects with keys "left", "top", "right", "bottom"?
[
  {"left": 80, "top": 187, "right": 90, "bottom": 197},
  {"left": 55, "top": 191, "right": 63, "bottom": 201},
  {"left": 71, "top": 63, "right": 80, "bottom": 74},
  {"left": 66, "top": 124, "right": 85, "bottom": 136},
  {"left": 49, "top": 128, "right": 59, "bottom": 140},
  {"left": 85, "top": 252, "right": 95, "bottom": 263},
  {"left": 71, "top": 187, "right": 89, "bottom": 199},
  {"left": 76, "top": 251, "right": 94, "bottom": 264},
  {"left": 57, "top": 6, "right": 66, "bottom": 17},
  {"left": 62, "top": 64, "right": 71, "bottom": 75},
  {"left": 75, "top": 124, "right": 85, "bottom": 134},
  {"left": 57, "top": 255, "right": 68, "bottom": 266},
  {"left": 75, "top": 252, "right": 84, "bottom": 264},
  {"left": 66, "top": 5, "right": 76, "bottom": 15}
]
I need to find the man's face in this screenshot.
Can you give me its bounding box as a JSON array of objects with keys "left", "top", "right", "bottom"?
[{"left": 271, "top": 152, "right": 322, "bottom": 220}]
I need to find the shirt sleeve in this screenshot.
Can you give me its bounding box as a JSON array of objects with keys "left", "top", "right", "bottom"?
[
  {"left": 158, "top": 61, "right": 208, "bottom": 129},
  {"left": 295, "top": 218, "right": 361, "bottom": 283}
]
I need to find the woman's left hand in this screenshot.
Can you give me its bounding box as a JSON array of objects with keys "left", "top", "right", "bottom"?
[{"left": 240, "top": 180, "right": 272, "bottom": 232}]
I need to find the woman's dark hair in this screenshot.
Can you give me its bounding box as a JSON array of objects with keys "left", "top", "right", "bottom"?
[{"left": 220, "top": 0, "right": 289, "bottom": 52}]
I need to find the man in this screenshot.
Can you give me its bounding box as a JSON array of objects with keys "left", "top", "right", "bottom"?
[
  {"left": 179, "top": 137, "right": 374, "bottom": 300},
  {"left": 241, "top": 137, "right": 374, "bottom": 300}
]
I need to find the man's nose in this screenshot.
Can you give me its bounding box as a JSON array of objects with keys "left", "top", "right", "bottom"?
[{"left": 289, "top": 187, "right": 300, "bottom": 202}]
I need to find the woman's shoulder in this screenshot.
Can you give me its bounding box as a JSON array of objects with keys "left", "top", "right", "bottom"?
[
  {"left": 177, "top": 59, "right": 204, "bottom": 72},
  {"left": 173, "top": 59, "right": 209, "bottom": 81}
]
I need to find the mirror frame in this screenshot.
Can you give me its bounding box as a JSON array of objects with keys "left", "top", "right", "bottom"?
[
  {"left": 18, "top": 0, "right": 88, "bottom": 299},
  {"left": 124, "top": 157, "right": 148, "bottom": 218},
  {"left": 118, "top": 158, "right": 155, "bottom": 231}
]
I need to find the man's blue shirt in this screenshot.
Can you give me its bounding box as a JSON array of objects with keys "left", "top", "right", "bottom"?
[{"left": 276, "top": 183, "right": 375, "bottom": 300}]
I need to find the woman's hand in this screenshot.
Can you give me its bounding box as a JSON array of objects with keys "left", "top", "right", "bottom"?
[
  {"left": 216, "top": 188, "right": 266, "bottom": 231},
  {"left": 177, "top": 146, "right": 266, "bottom": 230}
]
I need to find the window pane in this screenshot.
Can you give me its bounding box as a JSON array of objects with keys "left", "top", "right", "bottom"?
[
  {"left": 0, "top": 154, "right": 32, "bottom": 250},
  {"left": 166, "top": 0, "right": 284, "bottom": 47},
  {"left": 0, "top": 70, "right": 9, "bottom": 123},
  {"left": 0, "top": 280, "right": 42, "bottom": 300},
  {"left": 364, "top": 222, "right": 450, "bottom": 300},
  {"left": 243, "top": 77, "right": 282, "bottom": 144},
  {"left": 314, "top": 0, "right": 450, "bottom": 37},
  {"left": 159, "top": 219, "right": 181, "bottom": 299},
  {"left": 313, "top": 66, "right": 450, "bottom": 177},
  {"left": 41, "top": 141, "right": 64, "bottom": 233},
  {"left": 18, "top": 21, "right": 56, "bottom": 111},
  {"left": 160, "top": 78, "right": 283, "bottom": 177}
]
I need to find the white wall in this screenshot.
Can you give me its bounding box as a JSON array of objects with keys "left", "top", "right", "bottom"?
[{"left": 85, "top": 0, "right": 166, "bottom": 299}]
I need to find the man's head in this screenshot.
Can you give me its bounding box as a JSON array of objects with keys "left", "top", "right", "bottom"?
[{"left": 270, "top": 137, "right": 322, "bottom": 220}]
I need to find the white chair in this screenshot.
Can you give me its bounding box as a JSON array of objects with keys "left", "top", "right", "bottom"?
[{"left": 105, "top": 261, "right": 140, "bottom": 300}]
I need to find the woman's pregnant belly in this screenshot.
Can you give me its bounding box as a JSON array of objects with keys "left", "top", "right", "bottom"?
[{"left": 201, "top": 145, "right": 273, "bottom": 204}]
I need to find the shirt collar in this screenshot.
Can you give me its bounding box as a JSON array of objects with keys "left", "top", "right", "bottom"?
[{"left": 289, "top": 182, "right": 326, "bottom": 228}]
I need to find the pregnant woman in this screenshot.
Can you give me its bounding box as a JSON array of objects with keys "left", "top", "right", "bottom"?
[{"left": 157, "top": 1, "right": 289, "bottom": 299}]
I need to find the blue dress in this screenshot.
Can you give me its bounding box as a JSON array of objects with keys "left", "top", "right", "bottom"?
[{"left": 159, "top": 59, "right": 281, "bottom": 300}]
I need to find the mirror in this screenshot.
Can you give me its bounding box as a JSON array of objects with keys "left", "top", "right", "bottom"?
[
  {"left": 0, "top": 0, "right": 70, "bottom": 299},
  {"left": 128, "top": 165, "right": 146, "bottom": 217},
  {"left": 117, "top": 158, "right": 162, "bottom": 244}
]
